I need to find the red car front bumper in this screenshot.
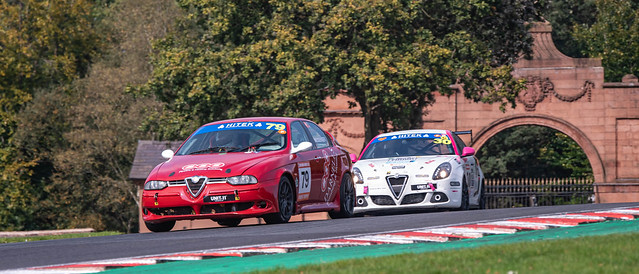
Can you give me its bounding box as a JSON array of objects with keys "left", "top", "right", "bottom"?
[{"left": 142, "top": 179, "right": 279, "bottom": 223}]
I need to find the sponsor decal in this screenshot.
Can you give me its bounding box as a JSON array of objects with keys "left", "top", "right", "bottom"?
[
  {"left": 392, "top": 165, "right": 405, "bottom": 169},
  {"left": 322, "top": 150, "right": 338, "bottom": 202},
  {"left": 194, "top": 121, "right": 287, "bottom": 135},
  {"left": 204, "top": 194, "right": 236, "bottom": 203},
  {"left": 371, "top": 133, "right": 433, "bottom": 144},
  {"left": 424, "top": 160, "right": 436, "bottom": 164},
  {"left": 386, "top": 157, "right": 417, "bottom": 164},
  {"left": 412, "top": 184, "right": 431, "bottom": 190},
  {"left": 181, "top": 163, "right": 225, "bottom": 172}
]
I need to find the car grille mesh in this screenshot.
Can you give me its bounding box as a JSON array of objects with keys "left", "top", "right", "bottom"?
[
  {"left": 147, "top": 207, "right": 194, "bottom": 216},
  {"left": 401, "top": 193, "right": 426, "bottom": 205},
  {"left": 386, "top": 175, "right": 408, "bottom": 199},
  {"left": 370, "top": 195, "right": 396, "bottom": 205}
]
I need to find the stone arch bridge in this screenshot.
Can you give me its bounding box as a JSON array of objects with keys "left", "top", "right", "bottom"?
[{"left": 321, "top": 22, "right": 639, "bottom": 203}]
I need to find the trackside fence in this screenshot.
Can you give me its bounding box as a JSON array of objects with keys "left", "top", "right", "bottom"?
[{"left": 484, "top": 177, "right": 594, "bottom": 208}]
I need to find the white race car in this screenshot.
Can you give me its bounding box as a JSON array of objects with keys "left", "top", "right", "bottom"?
[{"left": 351, "top": 129, "right": 485, "bottom": 214}]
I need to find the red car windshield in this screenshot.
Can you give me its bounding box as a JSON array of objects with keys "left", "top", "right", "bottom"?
[{"left": 176, "top": 122, "right": 288, "bottom": 155}]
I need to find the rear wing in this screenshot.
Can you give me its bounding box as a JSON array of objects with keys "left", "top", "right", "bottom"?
[{"left": 453, "top": 130, "right": 472, "bottom": 143}]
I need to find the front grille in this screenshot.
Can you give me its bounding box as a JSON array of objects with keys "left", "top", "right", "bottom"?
[
  {"left": 168, "top": 178, "right": 227, "bottom": 186},
  {"left": 386, "top": 175, "right": 408, "bottom": 199},
  {"left": 147, "top": 207, "right": 194, "bottom": 216},
  {"left": 370, "top": 195, "right": 396, "bottom": 205},
  {"left": 201, "top": 202, "right": 254, "bottom": 214},
  {"left": 401, "top": 193, "right": 426, "bottom": 205}
]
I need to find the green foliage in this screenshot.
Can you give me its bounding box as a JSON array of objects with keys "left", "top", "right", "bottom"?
[
  {"left": 0, "top": 0, "right": 104, "bottom": 231},
  {"left": 141, "top": 0, "right": 545, "bottom": 143},
  {"left": 542, "top": 0, "right": 597, "bottom": 58},
  {"left": 0, "top": 231, "right": 121, "bottom": 244},
  {"left": 139, "top": 0, "right": 331, "bottom": 140},
  {"left": 572, "top": 0, "right": 639, "bottom": 82},
  {"left": 4, "top": 0, "right": 181, "bottom": 232},
  {"left": 476, "top": 126, "right": 593, "bottom": 178}
]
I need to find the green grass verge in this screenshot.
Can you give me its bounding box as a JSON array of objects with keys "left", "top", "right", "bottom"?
[
  {"left": 257, "top": 231, "right": 639, "bottom": 274},
  {"left": 0, "top": 231, "right": 122, "bottom": 244}
]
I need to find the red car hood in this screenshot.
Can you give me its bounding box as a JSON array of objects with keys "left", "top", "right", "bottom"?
[{"left": 151, "top": 152, "right": 279, "bottom": 180}]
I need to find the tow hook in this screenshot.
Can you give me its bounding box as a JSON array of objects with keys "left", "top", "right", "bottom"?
[{"left": 154, "top": 193, "right": 159, "bottom": 206}]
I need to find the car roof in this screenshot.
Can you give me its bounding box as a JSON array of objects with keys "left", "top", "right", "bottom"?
[{"left": 201, "top": 117, "right": 312, "bottom": 127}]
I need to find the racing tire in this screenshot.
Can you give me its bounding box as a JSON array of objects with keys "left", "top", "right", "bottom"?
[
  {"left": 144, "top": 220, "right": 175, "bottom": 232},
  {"left": 263, "top": 176, "right": 294, "bottom": 224},
  {"left": 328, "top": 174, "right": 355, "bottom": 219},
  {"left": 215, "top": 219, "right": 242, "bottom": 227},
  {"left": 458, "top": 177, "right": 470, "bottom": 211}
]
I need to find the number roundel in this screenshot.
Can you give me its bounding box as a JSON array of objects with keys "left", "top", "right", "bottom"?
[{"left": 433, "top": 135, "right": 452, "bottom": 145}]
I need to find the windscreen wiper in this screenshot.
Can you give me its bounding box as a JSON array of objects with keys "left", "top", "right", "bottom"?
[
  {"left": 188, "top": 146, "right": 237, "bottom": 155},
  {"left": 232, "top": 142, "right": 280, "bottom": 152}
]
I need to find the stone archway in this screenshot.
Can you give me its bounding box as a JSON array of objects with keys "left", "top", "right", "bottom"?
[
  {"left": 320, "top": 21, "right": 639, "bottom": 203},
  {"left": 472, "top": 114, "right": 605, "bottom": 188}
]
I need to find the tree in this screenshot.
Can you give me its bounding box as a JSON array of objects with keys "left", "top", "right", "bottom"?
[
  {"left": 572, "top": 0, "right": 639, "bottom": 82},
  {"left": 315, "top": 0, "right": 545, "bottom": 143},
  {"left": 0, "top": 0, "right": 103, "bottom": 230},
  {"left": 139, "top": 0, "right": 331, "bottom": 139},
  {"left": 476, "top": 126, "right": 592, "bottom": 178},
  {"left": 10, "top": 0, "right": 181, "bottom": 232},
  {"left": 142, "top": 0, "right": 545, "bottom": 144},
  {"left": 541, "top": 0, "right": 597, "bottom": 58}
]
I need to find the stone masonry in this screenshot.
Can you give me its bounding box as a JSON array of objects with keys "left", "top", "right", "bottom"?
[{"left": 320, "top": 22, "right": 639, "bottom": 203}]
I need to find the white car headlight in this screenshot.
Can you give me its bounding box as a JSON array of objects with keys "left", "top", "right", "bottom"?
[
  {"left": 144, "top": 180, "right": 168, "bottom": 190},
  {"left": 432, "top": 162, "right": 452, "bottom": 180},
  {"left": 352, "top": 167, "right": 364, "bottom": 184},
  {"left": 227, "top": 175, "right": 258, "bottom": 185}
]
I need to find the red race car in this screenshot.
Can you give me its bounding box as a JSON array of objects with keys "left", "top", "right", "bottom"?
[{"left": 142, "top": 117, "right": 355, "bottom": 232}]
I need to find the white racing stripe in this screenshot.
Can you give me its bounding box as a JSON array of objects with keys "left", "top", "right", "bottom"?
[
  {"left": 535, "top": 214, "right": 607, "bottom": 220},
  {"left": 344, "top": 235, "right": 416, "bottom": 244},
  {"left": 481, "top": 221, "right": 550, "bottom": 230}
]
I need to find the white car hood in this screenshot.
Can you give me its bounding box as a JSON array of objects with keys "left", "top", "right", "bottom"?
[{"left": 354, "top": 155, "right": 459, "bottom": 180}]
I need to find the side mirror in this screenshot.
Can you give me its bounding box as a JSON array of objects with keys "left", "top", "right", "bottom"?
[
  {"left": 461, "top": 147, "right": 475, "bottom": 157},
  {"left": 161, "top": 149, "right": 174, "bottom": 159},
  {"left": 290, "top": 141, "right": 313, "bottom": 154},
  {"left": 350, "top": 153, "right": 358, "bottom": 163}
]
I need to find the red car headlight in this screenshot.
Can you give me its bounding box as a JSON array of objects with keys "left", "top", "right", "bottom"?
[
  {"left": 226, "top": 175, "right": 258, "bottom": 185},
  {"left": 144, "top": 180, "right": 168, "bottom": 190}
]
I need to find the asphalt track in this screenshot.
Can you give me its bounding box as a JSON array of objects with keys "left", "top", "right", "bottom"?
[
  {"left": 1, "top": 202, "right": 638, "bottom": 272},
  {"left": 103, "top": 217, "right": 639, "bottom": 273}
]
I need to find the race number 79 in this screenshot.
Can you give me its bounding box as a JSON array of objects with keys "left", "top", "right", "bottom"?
[
  {"left": 298, "top": 166, "right": 311, "bottom": 196},
  {"left": 266, "top": 123, "right": 286, "bottom": 131}
]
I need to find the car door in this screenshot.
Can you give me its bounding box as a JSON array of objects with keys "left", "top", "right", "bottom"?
[
  {"left": 303, "top": 121, "right": 340, "bottom": 203},
  {"left": 452, "top": 133, "right": 480, "bottom": 198},
  {"left": 290, "top": 121, "right": 321, "bottom": 206}
]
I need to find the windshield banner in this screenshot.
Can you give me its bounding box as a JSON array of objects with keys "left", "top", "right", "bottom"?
[{"left": 194, "top": 122, "right": 287, "bottom": 135}]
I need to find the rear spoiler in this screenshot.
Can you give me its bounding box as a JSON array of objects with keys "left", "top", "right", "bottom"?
[{"left": 453, "top": 130, "right": 472, "bottom": 142}]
